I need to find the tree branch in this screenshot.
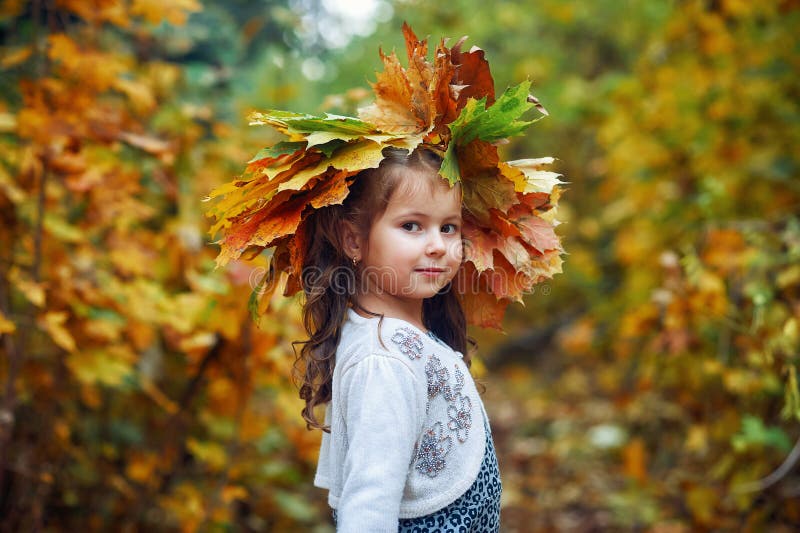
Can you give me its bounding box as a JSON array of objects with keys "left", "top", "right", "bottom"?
[{"left": 734, "top": 435, "right": 800, "bottom": 494}]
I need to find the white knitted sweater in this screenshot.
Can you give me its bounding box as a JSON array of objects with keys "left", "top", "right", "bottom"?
[{"left": 314, "top": 308, "right": 488, "bottom": 532}]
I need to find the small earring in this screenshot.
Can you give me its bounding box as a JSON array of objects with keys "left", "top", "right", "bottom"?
[{"left": 351, "top": 256, "right": 359, "bottom": 267}]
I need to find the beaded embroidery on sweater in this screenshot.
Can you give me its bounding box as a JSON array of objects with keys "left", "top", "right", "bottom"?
[
  {"left": 313, "top": 309, "right": 489, "bottom": 524},
  {"left": 392, "top": 330, "right": 475, "bottom": 475}
]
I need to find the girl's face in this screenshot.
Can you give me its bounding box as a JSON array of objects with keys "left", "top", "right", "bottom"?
[{"left": 354, "top": 172, "right": 463, "bottom": 323}]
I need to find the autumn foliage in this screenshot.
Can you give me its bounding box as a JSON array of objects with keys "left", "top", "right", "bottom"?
[
  {"left": 204, "top": 24, "right": 562, "bottom": 329},
  {"left": 1, "top": 0, "right": 799, "bottom": 531},
  {"left": 0, "top": 1, "right": 321, "bottom": 530}
]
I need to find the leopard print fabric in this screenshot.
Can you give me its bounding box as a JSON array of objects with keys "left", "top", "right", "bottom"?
[{"left": 332, "top": 417, "right": 501, "bottom": 532}]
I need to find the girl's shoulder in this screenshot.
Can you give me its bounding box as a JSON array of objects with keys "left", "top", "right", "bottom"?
[{"left": 338, "top": 308, "right": 461, "bottom": 372}]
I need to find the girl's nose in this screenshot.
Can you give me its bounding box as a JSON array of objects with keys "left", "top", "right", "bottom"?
[{"left": 426, "top": 231, "right": 446, "bottom": 256}]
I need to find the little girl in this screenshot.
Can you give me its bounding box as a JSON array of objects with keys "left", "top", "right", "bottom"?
[
  {"left": 206, "top": 23, "right": 561, "bottom": 533},
  {"left": 300, "top": 148, "right": 501, "bottom": 531}
]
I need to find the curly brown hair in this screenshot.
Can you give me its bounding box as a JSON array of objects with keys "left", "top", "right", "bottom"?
[{"left": 293, "top": 147, "right": 472, "bottom": 431}]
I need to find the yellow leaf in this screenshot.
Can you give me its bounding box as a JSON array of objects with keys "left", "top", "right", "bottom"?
[
  {"left": 686, "top": 486, "right": 718, "bottom": 525},
  {"left": 9, "top": 266, "right": 45, "bottom": 307},
  {"left": 685, "top": 425, "right": 709, "bottom": 454},
  {"left": 221, "top": 485, "right": 248, "bottom": 504},
  {"left": 114, "top": 78, "right": 156, "bottom": 113},
  {"left": 0, "top": 310, "right": 16, "bottom": 334},
  {"left": 44, "top": 213, "right": 85, "bottom": 243},
  {"left": 126, "top": 452, "right": 159, "bottom": 484},
  {"left": 39, "top": 311, "right": 76, "bottom": 352},
  {"left": 66, "top": 345, "right": 135, "bottom": 386},
  {"left": 186, "top": 438, "right": 227, "bottom": 470},
  {"left": 179, "top": 331, "right": 217, "bottom": 352},
  {"left": 109, "top": 240, "right": 157, "bottom": 277},
  {"left": 0, "top": 112, "right": 16, "bottom": 133},
  {"left": 0, "top": 45, "right": 31, "bottom": 69},
  {"left": 504, "top": 159, "right": 564, "bottom": 193},
  {"left": 130, "top": 0, "right": 201, "bottom": 26},
  {"left": 276, "top": 140, "right": 385, "bottom": 193},
  {"left": 84, "top": 318, "right": 122, "bottom": 343}
]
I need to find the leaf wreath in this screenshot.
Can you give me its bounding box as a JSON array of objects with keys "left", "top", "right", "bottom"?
[{"left": 204, "top": 23, "right": 565, "bottom": 328}]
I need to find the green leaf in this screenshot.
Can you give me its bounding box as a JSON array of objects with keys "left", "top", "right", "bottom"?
[
  {"left": 316, "top": 138, "right": 348, "bottom": 158},
  {"left": 439, "top": 147, "right": 460, "bottom": 185},
  {"left": 731, "top": 415, "right": 791, "bottom": 452},
  {"left": 273, "top": 489, "right": 317, "bottom": 521},
  {"left": 248, "top": 141, "right": 306, "bottom": 163},
  {"left": 440, "top": 81, "right": 544, "bottom": 185},
  {"left": 250, "top": 110, "right": 377, "bottom": 136},
  {"left": 286, "top": 113, "right": 377, "bottom": 135},
  {"left": 448, "top": 81, "right": 539, "bottom": 146}
]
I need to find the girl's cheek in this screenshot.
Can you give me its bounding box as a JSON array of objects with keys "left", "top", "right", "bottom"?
[{"left": 449, "top": 238, "right": 464, "bottom": 261}]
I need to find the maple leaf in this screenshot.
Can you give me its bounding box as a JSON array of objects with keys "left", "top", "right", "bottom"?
[
  {"left": 208, "top": 105, "right": 428, "bottom": 269},
  {"left": 247, "top": 141, "right": 307, "bottom": 165},
  {"left": 449, "top": 37, "right": 495, "bottom": 109},
  {"left": 504, "top": 158, "right": 565, "bottom": 193},
  {"left": 440, "top": 81, "right": 544, "bottom": 184},
  {"left": 358, "top": 22, "right": 440, "bottom": 134},
  {"left": 462, "top": 219, "right": 500, "bottom": 271},
  {"left": 206, "top": 23, "right": 563, "bottom": 329},
  {"left": 458, "top": 262, "right": 510, "bottom": 329}
]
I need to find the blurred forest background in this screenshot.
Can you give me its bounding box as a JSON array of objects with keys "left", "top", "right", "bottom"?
[{"left": 1, "top": 0, "right": 798, "bottom": 531}]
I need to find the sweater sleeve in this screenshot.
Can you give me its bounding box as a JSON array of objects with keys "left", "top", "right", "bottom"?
[{"left": 336, "top": 353, "right": 421, "bottom": 532}]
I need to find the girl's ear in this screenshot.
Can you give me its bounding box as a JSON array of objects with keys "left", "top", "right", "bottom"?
[{"left": 340, "top": 220, "right": 364, "bottom": 261}]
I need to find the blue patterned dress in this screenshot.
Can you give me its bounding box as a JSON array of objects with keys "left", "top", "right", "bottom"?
[{"left": 332, "top": 416, "right": 502, "bottom": 532}]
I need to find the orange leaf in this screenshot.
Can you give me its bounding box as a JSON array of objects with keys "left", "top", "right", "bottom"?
[
  {"left": 457, "top": 263, "right": 509, "bottom": 329},
  {"left": 429, "top": 41, "right": 459, "bottom": 137},
  {"left": 486, "top": 251, "right": 530, "bottom": 303},
  {"left": 358, "top": 23, "right": 447, "bottom": 135},
  {"left": 622, "top": 437, "right": 648, "bottom": 483},
  {"left": 450, "top": 39, "right": 496, "bottom": 109},
  {"left": 462, "top": 171, "right": 517, "bottom": 224},
  {"left": 462, "top": 220, "right": 499, "bottom": 271},
  {"left": 47, "top": 151, "right": 87, "bottom": 175},
  {"left": 518, "top": 215, "right": 561, "bottom": 253},
  {"left": 217, "top": 166, "right": 354, "bottom": 269},
  {"left": 359, "top": 50, "right": 420, "bottom": 133}
]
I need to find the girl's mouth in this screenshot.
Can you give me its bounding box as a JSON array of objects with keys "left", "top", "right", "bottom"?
[{"left": 415, "top": 267, "right": 446, "bottom": 275}]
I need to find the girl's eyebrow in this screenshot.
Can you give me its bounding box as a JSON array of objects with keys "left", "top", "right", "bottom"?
[{"left": 394, "top": 210, "right": 462, "bottom": 221}]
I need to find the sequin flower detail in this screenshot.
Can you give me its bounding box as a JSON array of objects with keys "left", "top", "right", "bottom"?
[
  {"left": 447, "top": 366, "right": 465, "bottom": 402},
  {"left": 391, "top": 327, "right": 424, "bottom": 360},
  {"left": 425, "top": 356, "right": 450, "bottom": 399},
  {"left": 447, "top": 393, "right": 473, "bottom": 443},
  {"left": 415, "top": 422, "right": 453, "bottom": 478}
]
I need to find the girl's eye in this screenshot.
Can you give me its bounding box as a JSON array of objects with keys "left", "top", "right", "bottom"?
[
  {"left": 441, "top": 223, "right": 460, "bottom": 234},
  {"left": 402, "top": 222, "right": 421, "bottom": 231}
]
